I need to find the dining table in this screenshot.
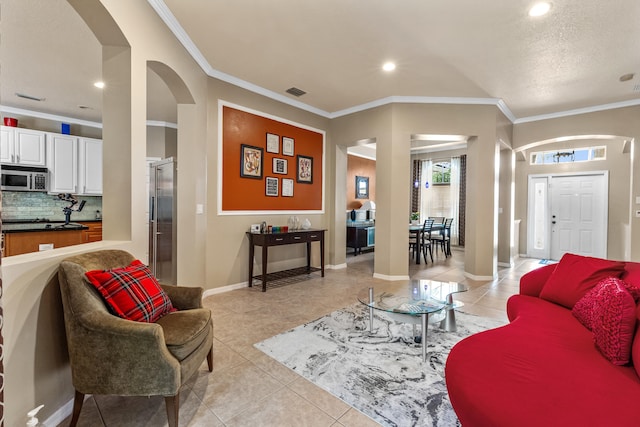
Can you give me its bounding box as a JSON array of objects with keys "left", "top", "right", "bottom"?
[{"left": 409, "top": 222, "right": 443, "bottom": 264}]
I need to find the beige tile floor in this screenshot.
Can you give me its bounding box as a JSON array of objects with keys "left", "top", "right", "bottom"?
[{"left": 61, "top": 248, "right": 542, "bottom": 426}]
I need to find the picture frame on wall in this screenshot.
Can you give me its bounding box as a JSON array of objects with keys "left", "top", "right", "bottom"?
[
  {"left": 355, "top": 175, "right": 369, "bottom": 199},
  {"left": 272, "top": 158, "right": 288, "bottom": 174},
  {"left": 266, "top": 132, "right": 279, "bottom": 154},
  {"left": 282, "top": 136, "right": 295, "bottom": 156},
  {"left": 282, "top": 178, "right": 294, "bottom": 197},
  {"left": 296, "top": 155, "right": 313, "bottom": 184},
  {"left": 240, "top": 144, "right": 263, "bottom": 179},
  {"left": 265, "top": 177, "right": 279, "bottom": 196}
]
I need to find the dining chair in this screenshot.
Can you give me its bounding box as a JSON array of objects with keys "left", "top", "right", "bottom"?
[
  {"left": 431, "top": 218, "right": 453, "bottom": 257},
  {"left": 409, "top": 219, "right": 434, "bottom": 263},
  {"left": 421, "top": 219, "right": 435, "bottom": 263},
  {"left": 428, "top": 216, "right": 445, "bottom": 226}
]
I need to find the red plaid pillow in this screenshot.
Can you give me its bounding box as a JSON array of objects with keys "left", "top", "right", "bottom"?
[{"left": 85, "top": 260, "right": 175, "bottom": 322}]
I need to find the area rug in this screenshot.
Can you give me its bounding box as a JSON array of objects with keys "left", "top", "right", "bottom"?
[{"left": 255, "top": 304, "right": 506, "bottom": 426}]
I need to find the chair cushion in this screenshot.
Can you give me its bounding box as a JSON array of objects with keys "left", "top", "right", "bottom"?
[
  {"left": 85, "top": 260, "right": 175, "bottom": 323},
  {"left": 539, "top": 253, "right": 626, "bottom": 309},
  {"left": 156, "top": 308, "right": 212, "bottom": 361}
]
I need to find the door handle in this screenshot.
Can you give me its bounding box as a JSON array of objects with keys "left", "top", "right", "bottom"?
[{"left": 551, "top": 221, "right": 556, "bottom": 224}]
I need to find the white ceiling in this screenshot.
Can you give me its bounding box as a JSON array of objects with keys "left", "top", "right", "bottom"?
[{"left": 2, "top": 0, "right": 639, "bottom": 126}]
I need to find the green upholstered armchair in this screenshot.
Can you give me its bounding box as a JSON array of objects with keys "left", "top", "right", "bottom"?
[{"left": 58, "top": 249, "right": 213, "bottom": 427}]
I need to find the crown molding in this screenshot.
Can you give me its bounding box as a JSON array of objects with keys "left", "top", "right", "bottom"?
[
  {"left": 1, "top": 105, "right": 179, "bottom": 130},
  {"left": 0, "top": 105, "right": 102, "bottom": 128},
  {"left": 513, "top": 99, "right": 640, "bottom": 124},
  {"left": 328, "top": 96, "right": 508, "bottom": 119}
]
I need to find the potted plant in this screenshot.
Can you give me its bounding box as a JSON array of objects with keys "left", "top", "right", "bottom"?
[{"left": 410, "top": 212, "right": 420, "bottom": 225}]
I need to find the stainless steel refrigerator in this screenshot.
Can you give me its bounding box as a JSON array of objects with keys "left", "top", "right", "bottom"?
[{"left": 149, "top": 158, "right": 177, "bottom": 285}]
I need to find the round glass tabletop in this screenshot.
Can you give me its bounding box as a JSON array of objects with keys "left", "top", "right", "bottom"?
[{"left": 357, "top": 282, "right": 447, "bottom": 315}]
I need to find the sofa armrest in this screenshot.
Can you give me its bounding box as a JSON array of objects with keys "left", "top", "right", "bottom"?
[
  {"left": 161, "top": 285, "right": 204, "bottom": 310},
  {"left": 519, "top": 264, "right": 556, "bottom": 297},
  {"left": 69, "top": 310, "right": 180, "bottom": 396}
]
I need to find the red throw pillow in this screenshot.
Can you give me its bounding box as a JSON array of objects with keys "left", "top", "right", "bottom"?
[
  {"left": 573, "top": 277, "right": 640, "bottom": 330},
  {"left": 539, "top": 253, "right": 626, "bottom": 309},
  {"left": 584, "top": 278, "right": 639, "bottom": 365},
  {"left": 85, "top": 260, "right": 175, "bottom": 323}
]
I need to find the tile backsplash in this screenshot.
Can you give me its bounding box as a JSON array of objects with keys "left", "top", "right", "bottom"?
[{"left": 1, "top": 191, "right": 102, "bottom": 221}]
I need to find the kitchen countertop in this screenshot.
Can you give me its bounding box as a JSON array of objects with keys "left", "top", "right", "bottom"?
[
  {"left": 2, "top": 220, "right": 92, "bottom": 233},
  {"left": 346, "top": 220, "right": 375, "bottom": 228}
]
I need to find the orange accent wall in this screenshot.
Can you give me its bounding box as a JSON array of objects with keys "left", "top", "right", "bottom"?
[
  {"left": 222, "top": 106, "right": 324, "bottom": 211},
  {"left": 347, "top": 155, "right": 376, "bottom": 209}
]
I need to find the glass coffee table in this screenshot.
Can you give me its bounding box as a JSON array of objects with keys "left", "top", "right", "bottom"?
[
  {"left": 357, "top": 280, "right": 468, "bottom": 362},
  {"left": 358, "top": 283, "right": 446, "bottom": 362}
]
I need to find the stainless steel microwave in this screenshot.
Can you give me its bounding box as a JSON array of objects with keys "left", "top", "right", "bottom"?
[{"left": 1, "top": 164, "right": 49, "bottom": 191}]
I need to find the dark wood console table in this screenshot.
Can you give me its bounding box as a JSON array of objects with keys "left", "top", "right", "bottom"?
[{"left": 246, "top": 229, "right": 326, "bottom": 292}]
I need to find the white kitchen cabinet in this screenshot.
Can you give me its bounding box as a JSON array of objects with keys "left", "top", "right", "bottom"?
[
  {"left": 1, "top": 126, "right": 46, "bottom": 166},
  {"left": 47, "top": 133, "right": 78, "bottom": 193},
  {"left": 47, "top": 133, "right": 102, "bottom": 195},
  {"left": 78, "top": 137, "right": 102, "bottom": 195}
]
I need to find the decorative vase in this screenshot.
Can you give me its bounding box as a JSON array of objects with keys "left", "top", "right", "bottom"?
[{"left": 302, "top": 218, "right": 311, "bottom": 230}]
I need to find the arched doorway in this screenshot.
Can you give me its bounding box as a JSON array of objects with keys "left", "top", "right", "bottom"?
[{"left": 146, "top": 61, "right": 195, "bottom": 284}]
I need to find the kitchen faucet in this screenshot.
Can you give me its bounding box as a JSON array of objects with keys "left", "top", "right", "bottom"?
[{"left": 57, "top": 193, "right": 86, "bottom": 225}]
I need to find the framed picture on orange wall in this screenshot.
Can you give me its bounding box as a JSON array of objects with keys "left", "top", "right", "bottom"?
[
  {"left": 266, "top": 132, "right": 279, "bottom": 154},
  {"left": 240, "top": 144, "right": 263, "bottom": 179},
  {"left": 282, "top": 136, "right": 295, "bottom": 156},
  {"left": 297, "top": 155, "right": 313, "bottom": 184},
  {"left": 266, "top": 177, "right": 279, "bottom": 196},
  {"left": 272, "top": 158, "right": 288, "bottom": 174}
]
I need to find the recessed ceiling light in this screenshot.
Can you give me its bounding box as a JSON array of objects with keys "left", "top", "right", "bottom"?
[
  {"left": 529, "top": 2, "right": 551, "bottom": 17},
  {"left": 619, "top": 73, "right": 635, "bottom": 82},
  {"left": 382, "top": 62, "right": 396, "bottom": 72},
  {"left": 94, "top": 81, "right": 105, "bottom": 89}
]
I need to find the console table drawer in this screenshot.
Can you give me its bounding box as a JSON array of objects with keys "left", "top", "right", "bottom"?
[
  {"left": 305, "top": 231, "right": 323, "bottom": 241},
  {"left": 268, "top": 235, "right": 291, "bottom": 245}
]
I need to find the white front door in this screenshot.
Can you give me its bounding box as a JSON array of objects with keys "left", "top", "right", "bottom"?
[
  {"left": 527, "top": 172, "right": 608, "bottom": 260},
  {"left": 550, "top": 173, "right": 608, "bottom": 260}
]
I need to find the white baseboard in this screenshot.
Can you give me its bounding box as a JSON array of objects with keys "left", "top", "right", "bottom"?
[
  {"left": 373, "top": 273, "right": 410, "bottom": 281},
  {"left": 464, "top": 271, "right": 497, "bottom": 281},
  {"left": 327, "top": 263, "right": 347, "bottom": 270},
  {"left": 202, "top": 281, "right": 247, "bottom": 298},
  {"left": 497, "top": 262, "right": 513, "bottom": 268}
]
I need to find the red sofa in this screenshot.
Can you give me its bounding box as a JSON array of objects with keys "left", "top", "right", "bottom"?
[{"left": 445, "top": 254, "right": 640, "bottom": 427}]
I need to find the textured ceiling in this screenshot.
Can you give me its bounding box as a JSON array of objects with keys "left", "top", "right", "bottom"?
[{"left": 2, "top": 0, "right": 639, "bottom": 125}]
